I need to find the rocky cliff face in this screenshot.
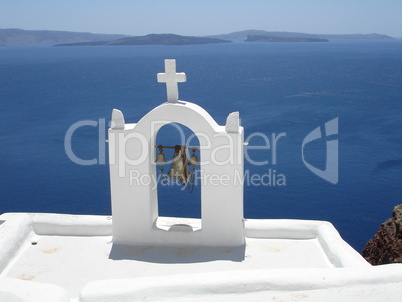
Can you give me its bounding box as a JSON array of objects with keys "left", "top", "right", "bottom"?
[{"left": 362, "top": 204, "right": 402, "bottom": 265}]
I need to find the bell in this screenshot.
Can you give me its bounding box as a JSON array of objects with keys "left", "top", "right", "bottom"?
[
  {"left": 155, "top": 150, "right": 167, "bottom": 164},
  {"left": 189, "top": 153, "right": 199, "bottom": 166},
  {"left": 168, "top": 155, "right": 188, "bottom": 179},
  {"left": 168, "top": 146, "right": 191, "bottom": 183}
]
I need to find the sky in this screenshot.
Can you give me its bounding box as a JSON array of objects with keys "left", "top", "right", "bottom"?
[{"left": 1, "top": 0, "right": 401, "bottom": 37}]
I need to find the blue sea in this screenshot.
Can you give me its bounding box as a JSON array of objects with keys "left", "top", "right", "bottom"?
[{"left": 0, "top": 41, "right": 401, "bottom": 253}]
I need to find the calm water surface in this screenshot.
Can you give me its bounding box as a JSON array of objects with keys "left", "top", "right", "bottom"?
[{"left": 0, "top": 40, "right": 401, "bottom": 252}]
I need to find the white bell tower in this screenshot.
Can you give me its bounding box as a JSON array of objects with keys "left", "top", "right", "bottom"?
[{"left": 108, "top": 59, "right": 245, "bottom": 247}]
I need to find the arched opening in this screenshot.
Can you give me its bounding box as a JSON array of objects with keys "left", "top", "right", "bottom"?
[{"left": 154, "top": 123, "right": 201, "bottom": 230}]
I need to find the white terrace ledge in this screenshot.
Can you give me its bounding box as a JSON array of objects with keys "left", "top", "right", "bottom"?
[{"left": 1, "top": 212, "right": 393, "bottom": 302}]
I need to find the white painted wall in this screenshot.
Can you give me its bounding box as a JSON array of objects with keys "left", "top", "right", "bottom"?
[
  {"left": 1, "top": 213, "right": 401, "bottom": 302},
  {"left": 109, "top": 101, "right": 245, "bottom": 246},
  {"left": 80, "top": 265, "right": 402, "bottom": 302}
]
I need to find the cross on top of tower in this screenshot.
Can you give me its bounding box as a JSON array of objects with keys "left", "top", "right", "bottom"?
[{"left": 157, "top": 59, "right": 186, "bottom": 103}]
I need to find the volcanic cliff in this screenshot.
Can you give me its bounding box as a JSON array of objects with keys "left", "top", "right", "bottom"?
[{"left": 362, "top": 204, "right": 402, "bottom": 265}]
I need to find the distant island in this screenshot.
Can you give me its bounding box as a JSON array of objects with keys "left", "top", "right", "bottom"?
[
  {"left": 0, "top": 28, "right": 127, "bottom": 46},
  {"left": 0, "top": 28, "right": 396, "bottom": 46},
  {"left": 56, "top": 34, "right": 231, "bottom": 46},
  {"left": 208, "top": 30, "right": 396, "bottom": 42},
  {"left": 245, "top": 35, "right": 329, "bottom": 43}
]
